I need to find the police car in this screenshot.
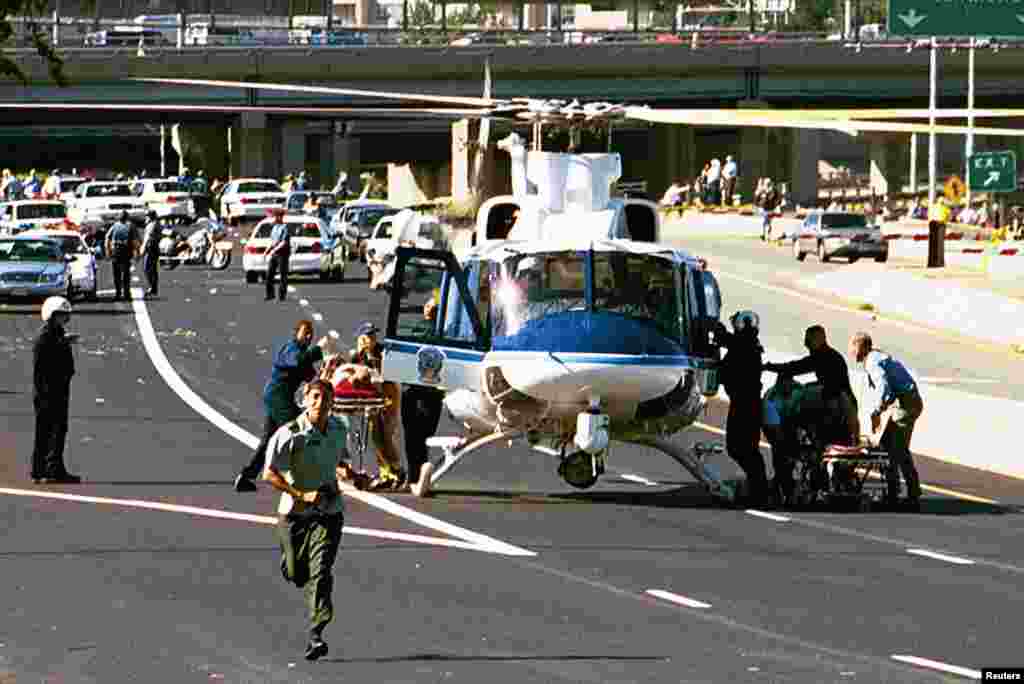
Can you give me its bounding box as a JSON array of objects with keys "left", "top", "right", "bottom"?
[
  {"left": 241, "top": 214, "right": 339, "bottom": 283},
  {"left": 134, "top": 178, "right": 195, "bottom": 221},
  {"left": 19, "top": 229, "right": 99, "bottom": 300}
]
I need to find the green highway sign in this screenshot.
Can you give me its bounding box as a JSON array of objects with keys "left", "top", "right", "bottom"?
[
  {"left": 887, "top": 0, "right": 1024, "bottom": 38},
  {"left": 967, "top": 151, "right": 1017, "bottom": 193}
]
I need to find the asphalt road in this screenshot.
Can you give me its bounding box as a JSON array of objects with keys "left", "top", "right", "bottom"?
[
  {"left": 1, "top": 252, "right": 1023, "bottom": 683},
  {"left": 673, "top": 235, "right": 1024, "bottom": 402}
]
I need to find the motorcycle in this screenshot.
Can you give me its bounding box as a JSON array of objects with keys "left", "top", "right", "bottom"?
[{"left": 158, "top": 217, "right": 232, "bottom": 271}]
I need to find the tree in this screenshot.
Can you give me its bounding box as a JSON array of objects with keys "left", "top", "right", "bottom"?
[
  {"left": 0, "top": 0, "right": 68, "bottom": 85},
  {"left": 407, "top": 0, "right": 435, "bottom": 28},
  {"left": 791, "top": 0, "right": 833, "bottom": 31}
]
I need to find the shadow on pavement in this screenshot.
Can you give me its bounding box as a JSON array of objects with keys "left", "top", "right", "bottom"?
[{"left": 322, "top": 653, "right": 670, "bottom": 664}]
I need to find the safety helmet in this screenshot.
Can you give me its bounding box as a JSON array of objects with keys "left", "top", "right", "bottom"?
[
  {"left": 41, "top": 296, "right": 72, "bottom": 322},
  {"left": 730, "top": 310, "right": 760, "bottom": 333}
]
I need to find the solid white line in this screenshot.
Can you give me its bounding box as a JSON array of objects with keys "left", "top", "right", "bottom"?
[
  {"left": 127, "top": 287, "right": 535, "bottom": 558},
  {"left": 918, "top": 376, "right": 999, "bottom": 385},
  {"left": 891, "top": 655, "right": 981, "bottom": 679},
  {"left": 746, "top": 509, "right": 791, "bottom": 523},
  {"left": 0, "top": 487, "right": 484, "bottom": 552},
  {"left": 906, "top": 548, "right": 976, "bottom": 566},
  {"left": 646, "top": 589, "right": 712, "bottom": 609},
  {"left": 617, "top": 473, "right": 660, "bottom": 487}
]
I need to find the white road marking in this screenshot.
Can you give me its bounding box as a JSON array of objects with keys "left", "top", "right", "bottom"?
[
  {"left": 126, "top": 287, "right": 535, "bottom": 558},
  {"left": 312, "top": 312, "right": 323, "bottom": 322},
  {"left": 299, "top": 299, "right": 310, "bottom": 307},
  {"left": 918, "top": 376, "right": 1000, "bottom": 385},
  {"left": 746, "top": 509, "right": 791, "bottom": 523},
  {"left": 646, "top": 589, "right": 712, "bottom": 609},
  {"left": 891, "top": 655, "right": 981, "bottom": 679},
  {"left": 617, "top": 473, "right": 660, "bottom": 487},
  {"left": 906, "top": 548, "right": 976, "bottom": 566},
  {"left": 0, "top": 487, "right": 486, "bottom": 552},
  {"left": 287, "top": 286, "right": 296, "bottom": 293}
]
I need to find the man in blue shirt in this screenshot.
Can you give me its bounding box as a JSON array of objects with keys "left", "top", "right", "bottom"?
[
  {"left": 234, "top": 319, "right": 327, "bottom": 492},
  {"left": 849, "top": 332, "right": 924, "bottom": 510},
  {"left": 264, "top": 210, "right": 290, "bottom": 301}
]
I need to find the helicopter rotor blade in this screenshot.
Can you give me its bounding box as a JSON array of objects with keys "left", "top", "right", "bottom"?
[{"left": 132, "top": 77, "right": 505, "bottom": 109}]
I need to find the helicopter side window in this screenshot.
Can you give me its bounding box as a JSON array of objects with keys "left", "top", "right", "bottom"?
[
  {"left": 593, "top": 253, "right": 682, "bottom": 341},
  {"left": 392, "top": 256, "right": 446, "bottom": 341},
  {"left": 388, "top": 251, "right": 483, "bottom": 350},
  {"left": 485, "top": 202, "right": 520, "bottom": 240}
]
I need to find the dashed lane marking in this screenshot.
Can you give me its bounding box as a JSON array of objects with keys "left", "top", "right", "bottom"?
[
  {"left": 746, "top": 509, "right": 791, "bottom": 523},
  {"left": 123, "top": 287, "right": 535, "bottom": 558},
  {"left": 312, "top": 312, "right": 323, "bottom": 322},
  {"left": 299, "top": 299, "right": 310, "bottom": 307},
  {"left": 0, "top": 487, "right": 488, "bottom": 553},
  {"left": 890, "top": 655, "right": 980, "bottom": 679},
  {"left": 693, "top": 421, "right": 999, "bottom": 505},
  {"left": 616, "top": 473, "right": 660, "bottom": 487},
  {"left": 906, "top": 548, "right": 976, "bottom": 566},
  {"left": 646, "top": 589, "right": 712, "bottom": 609}
]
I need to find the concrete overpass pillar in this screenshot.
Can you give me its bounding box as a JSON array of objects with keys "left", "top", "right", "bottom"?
[
  {"left": 387, "top": 162, "right": 451, "bottom": 206},
  {"left": 644, "top": 124, "right": 695, "bottom": 202},
  {"left": 280, "top": 121, "right": 305, "bottom": 180},
  {"left": 789, "top": 129, "right": 821, "bottom": 209},
  {"left": 331, "top": 134, "right": 360, "bottom": 194},
  {"left": 230, "top": 112, "right": 275, "bottom": 180},
  {"left": 868, "top": 135, "right": 909, "bottom": 197},
  {"left": 450, "top": 118, "right": 498, "bottom": 204}
]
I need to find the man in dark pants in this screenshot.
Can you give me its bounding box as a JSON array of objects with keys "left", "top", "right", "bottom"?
[
  {"left": 263, "top": 379, "right": 355, "bottom": 660},
  {"left": 764, "top": 325, "right": 859, "bottom": 447},
  {"left": 265, "top": 210, "right": 290, "bottom": 301},
  {"left": 400, "top": 297, "right": 444, "bottom": 496},
  {"left": 717, "top": 310, "right": 769, "bottom": 507},
  {"left": 32, "top": 297, "right": 81, "bottom": 484},
  {"left": 141, "top": 210, "right": 161, "bottom": 298},
  {"left": 104, "top": 211, "right": 138, "bottom": 301},
  {"left": 234, "top": 319, "right": 327, "bottom": 492}
]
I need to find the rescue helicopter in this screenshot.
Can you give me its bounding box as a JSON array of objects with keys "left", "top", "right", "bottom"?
[{"left": 9, "top": 70, "right": 1024, "bottom": 501}]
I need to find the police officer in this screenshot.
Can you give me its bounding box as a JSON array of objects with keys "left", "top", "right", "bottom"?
[
  {"left": 141, "top": 210, "right": 161, "bottom": 298},
  {"left": 104, "top": 211, "right": 138, "bottom": 301},
  {"left": 32, "top": 297, "right": 81, "bottom": 484},
  {"left": 717, "top": 310, "right": 769, "bottom": 507},
  {"left": 265, "top": 209, "right": 290, "bottom": 302}
]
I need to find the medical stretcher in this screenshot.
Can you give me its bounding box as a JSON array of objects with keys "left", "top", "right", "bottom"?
[{"left": 330, "top": 380, "right": 391, "bottom": 484}]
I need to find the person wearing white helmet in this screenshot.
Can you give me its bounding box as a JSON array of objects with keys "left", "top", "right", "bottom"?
[
  {"left": 716, "top": 309, "right": 769, "bottom": 507},
  {"left": 32, "top": 297, "right": 81, "bottom": 484}
]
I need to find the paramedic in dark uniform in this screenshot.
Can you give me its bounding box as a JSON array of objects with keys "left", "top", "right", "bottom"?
[
  {"left": 401, "top": 296, "right": 445, "bottom": 495},
  {"left": 265, "top": 209, "right": 290, "bottom": 301},
  {"left": 104, "top": 211, "right": 138, "bottom": 301},
  {"left": 716, "top": 310, "right": 769, "bottom": 507}
]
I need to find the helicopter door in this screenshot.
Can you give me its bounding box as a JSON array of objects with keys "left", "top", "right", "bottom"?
[{"left": 383, "top": 247, "right": 485, "bottom": 390}]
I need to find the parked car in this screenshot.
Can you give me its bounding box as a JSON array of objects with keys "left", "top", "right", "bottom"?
[
  {"left": 241, "top": 215, "right": 344, "bottom": 283},
  {"left": 792, "top": 211, "right": 888, "bottom": 263},
  {"left": 366, "top": 210, "right": 448, "bottom": 289},
  {"left": 285, "top": 190, "right": 340, "bottom": 220},
  {"left": 0, "top": 200, "right": 70, "bottom": 235},
  {"left": 0, "top": 235, "right": 73, "bottom": 300},
  {"left": 133, "top": 178, "right": 194, "bottom": 221},
  {"left": 68, "top": 181, "right": 147, "bottom": 227},
  {"left": 218, "top": 179, "right": 286, "bottom": 225},
  {"left": 20, "top": 229, "right": 99, "bottom": 300},
  {"left": 330, "top": 200, "right": 398, "bottom": 261}
]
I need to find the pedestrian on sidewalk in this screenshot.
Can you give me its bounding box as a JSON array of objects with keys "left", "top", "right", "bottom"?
[
  {"left": 849, "top": 332, "right": 923, "bottom": 511},
  {"left": 265, "top": 209, "right": 291, "bottom": 301},
  {"left": 263, "top": 378, "right": 355, "bottom": 661},
  {"left": 234, "top": 319, "right": 327, "bottom": 492},
  {"left": 141, "top": 211, "right": 161, "bottom": 298},
  {"left": 721, "top": 155, "right": 738, "bottom": 207},
  {"left": 32, "top": 297, "right": 81, "bottom": 484}
]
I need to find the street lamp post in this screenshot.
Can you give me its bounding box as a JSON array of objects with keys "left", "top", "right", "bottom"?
[{"left": 965, "top": 36, "right": 976, "bottom": 206}]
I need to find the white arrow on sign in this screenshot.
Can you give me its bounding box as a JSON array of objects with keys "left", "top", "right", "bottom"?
[
  {"left": 984, "top": 171, "right": 1001, "bottom": 186},
  {"left": 899, "top": 9, "right": 927, "bottom": 28},
  {"left": 1017, "top": 14, "right": 1024, "bottom": 23}
]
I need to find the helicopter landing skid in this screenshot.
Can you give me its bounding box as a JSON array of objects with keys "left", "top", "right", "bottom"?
[
  {"left": 630, "top": 436, "right": 736, "bottom": 504},
  {"left": 425, "top": 431, "right": 526, "bottom": 486}
]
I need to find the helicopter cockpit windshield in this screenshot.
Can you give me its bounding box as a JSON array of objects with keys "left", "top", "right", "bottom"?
[{"left": 491, "top": 250, "right": 683, "bottom": 342}]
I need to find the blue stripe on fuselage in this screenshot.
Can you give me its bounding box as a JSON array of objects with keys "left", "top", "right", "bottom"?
[
  {"left": 386, "top": 340, "right": 486, "bottom": 362},
  {"left": 492, "top": 311, "right": 686, "bottom": 356}
]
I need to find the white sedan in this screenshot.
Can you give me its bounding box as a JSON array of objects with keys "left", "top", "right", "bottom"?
[
  {"left": 0, "top": 200, "right": 70, "bottom": 235},
  {"left": 134, "top": 178, "right": 194, "bottom": 220},
  {"left": 242, "top": 215, "right": 335, "bottom": 284},
  {"left": 219, "top": 179, "right": 287, "bottom": 225},
  {"left": 19, "top": 229, "right": 99, "bottom": 300},
  {"left": 68, "top": 181, "right": 147, "bottom": 227}
]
